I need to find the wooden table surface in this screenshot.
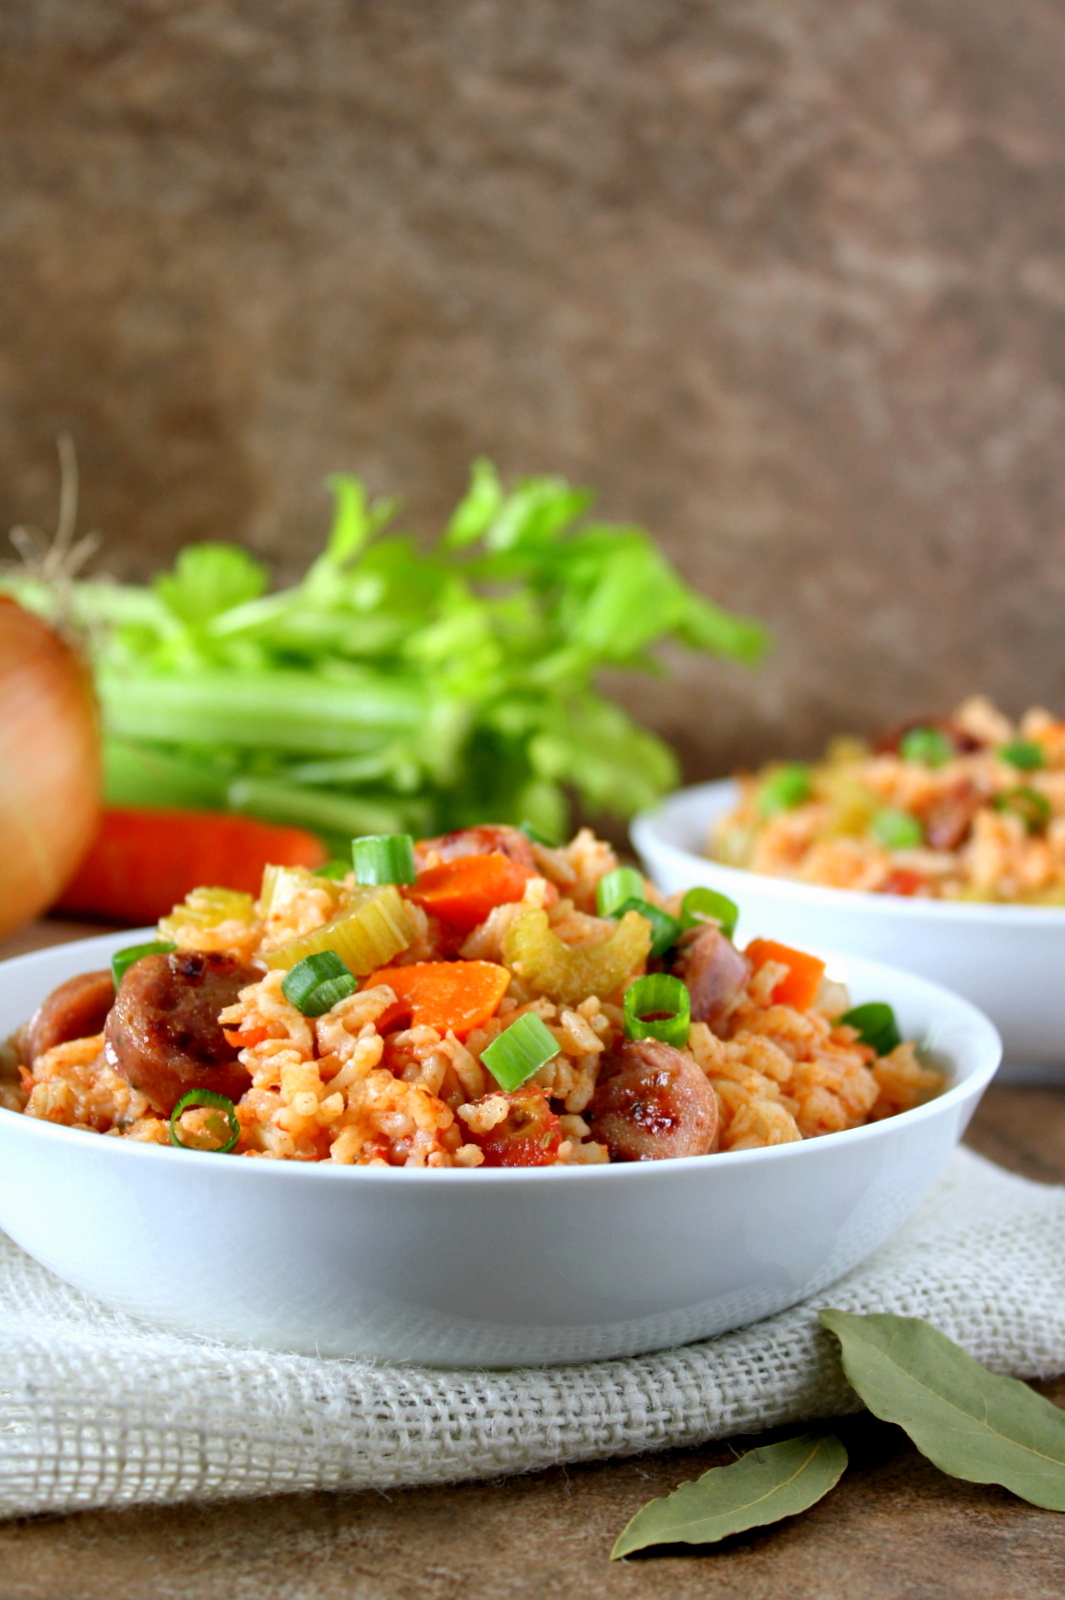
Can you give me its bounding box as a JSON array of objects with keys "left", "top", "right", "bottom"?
[{"left": 2, "top": 919, "right": 1064, "bottom": 1600}]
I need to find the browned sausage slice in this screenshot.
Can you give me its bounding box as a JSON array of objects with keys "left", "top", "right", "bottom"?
[
  {"left": 104, "top": 951, "right": 258, "bottom": 1116},
  {"left": 673, "top": 925, "right": 749, "bottom": 1032},
  {"left": 415, "top": 825, "right": 537, "bottom": 873},
  {"left": 588, "top": 1039, "right": 719, "bottom": 1162},
  {"left": 27, "top": 970, "right": 116, "bottom": 1063}
]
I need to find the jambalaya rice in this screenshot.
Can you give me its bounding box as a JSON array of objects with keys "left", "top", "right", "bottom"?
[
  {"left": 5, "top": 824, "right": 942, "bottom": 1166},
  {"left": 712, "top": 696, "right": 1065, "bottom": 903}
]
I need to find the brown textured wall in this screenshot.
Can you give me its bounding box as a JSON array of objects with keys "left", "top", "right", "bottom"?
[{"left": 3, "top": 0, "right": 1065, "bottom": 778}]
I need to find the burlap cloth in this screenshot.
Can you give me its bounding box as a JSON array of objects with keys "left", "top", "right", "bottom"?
[{"left": 2, "top": 1146, "right": 1063, "bottom": 1520}]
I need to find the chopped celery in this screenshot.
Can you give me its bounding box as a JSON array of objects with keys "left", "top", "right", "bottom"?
[
  {"left": 159, "top": 888, "right": 257, "bottom": 940},
  {"left": 262, "top": 885, "right": 419, "bottom": 975},
  {"left": 502, "top": 908, "right": 652, "bottom": 1005},
  {"left": 9, "top": 461, "right": 768, "bottom": 841}
]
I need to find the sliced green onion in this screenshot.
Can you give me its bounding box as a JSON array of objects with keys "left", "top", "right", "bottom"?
[
  {"left": 994, "top": 786, "right": 1051, "bottom": 835},
  {"left": 623, "top": 974, "right": 691, "bottom": 1048},
  {"left": 871, "top": 807, "right": 924, "bottom": 850},
  {"left": 755, "top": 763, "right": 811, "bottom": 817},
  {"left": 281, "top": 951, "right": 358, "bottom": 1016},
  {"left": 168, "top": 1088, "right": 240, "bottom": 1153},
  {"left": 481, "top": 1011, "right": 559, "bottom": 1092},
  {"left": 519, "top": 820, "right": 558, "bottom": 847},
  {"left": 840, "top": 1001, "right": 902, "bottom": 1057},
  {"left": 351, "top": 833, "right": 417, "bottom": 886},
  {"left": 608, "top": 897, "right": 682, "bottom": 958},
  {"left": 112, "top": 939, "right": 177, "bottom": 988},
  {"left": 596, "top": 866, "right": 645, "bottom": 917},
  {"left": 999, "top": 739, "right": 1046, "bottom": 772},
  {"left": 315, "top": 858, "right": 353, "bottom": 880},
  {"left": 899, "top": 726, "right": 954, "bottom": 768},
  {"left": 679, "top": 887, "right": 739, "bottom": 940}
]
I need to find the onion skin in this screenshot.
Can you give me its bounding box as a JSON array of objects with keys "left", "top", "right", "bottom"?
[{"left": 0, "top": 596, "right": 100, "bottom": 938}]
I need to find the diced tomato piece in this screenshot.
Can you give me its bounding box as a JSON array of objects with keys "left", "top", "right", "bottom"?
[
  {"left": 471, "top": 1086, "right": 562, "bottom": 1167},
  {"left": 881, "top": 869, "right": 926, "bottom": 897},
  {"left": 365, "top": 960, "right": 511, "bottom": 1038},
  {"left": 744, "top": 938, "right": 826, "bottom": 1011},
  {"left": 404, "top": 852, "right": 531, "bottom": 933}
]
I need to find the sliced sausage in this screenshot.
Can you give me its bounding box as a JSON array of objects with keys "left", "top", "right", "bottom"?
[
  {"left": 588, "top": 1039, "right": 719, "bottom": 1162},
  {"left": 922, "top": 781, "right": 982, "bottom": 852},
  {"left": 104, "top": 951, "right": 257, "bottom": 1116},
  {"left": 415, "top": 825, "right": 537, "bottom": 873},
  {"left": 27, "top": 970, "right": 116, "bottom": 1063},
  {"left": 673, "top": 925, "right": 749, "bottom": 1032}
]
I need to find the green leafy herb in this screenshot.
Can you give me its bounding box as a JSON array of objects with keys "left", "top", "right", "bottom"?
[
  {"left": 7, "top": 462, "right": 768, "bottom": 847},
  {"left": 839, "top": 1001, "right": 902, "bottom": 1056},
  {"left": 899, "top": 726, "right": 954, "bottom": 768},
  {"left": 111, "top": 939, "right": 177, "bottom": 989},
  {"left": 999, "top": 739, "right": 1046, "bottom": 772},
  {"left": 679, "top": 887, "right": 739, "bottom": 940},
  {"left": 481, "top": 1011, "right": 560, "bottom": 1092},
  {"left": 611, "top": 1433, "right": 848, "bottom": 1558},
  {"left": 821, "top": 1310, "right": 1065, "bottom": 1511},
  {"left": 755, "top": 764, "right": 811, "bottom": 818},
  {"left": 994, "top": 786, "right": 1051, "bottom": 835},
  {"left": 871, "top": 807, "right": 924, "bottom": 850},
  {"left": 623, "top": 973, "right": 690, "bottom": 1048}
]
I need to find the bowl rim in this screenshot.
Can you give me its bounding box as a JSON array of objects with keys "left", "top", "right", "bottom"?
[
  {"left": 633, "top": 778, "right": 1065, "bottom": 927},
  {"left": 0, "top": 930, "right": 1001, "bottom": 1186}
]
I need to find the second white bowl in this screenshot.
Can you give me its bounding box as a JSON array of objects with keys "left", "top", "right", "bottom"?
[{"left": 634, "top": 778, "right": 1065, "bottom": 1076}]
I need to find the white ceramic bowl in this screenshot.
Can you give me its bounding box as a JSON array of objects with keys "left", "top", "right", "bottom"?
[
  {"left": 0, "top": 929, "right": 999, "bottom": 1368},
  {"left": 634, "top": 778, "right": 1065, "bottom": 1077}
]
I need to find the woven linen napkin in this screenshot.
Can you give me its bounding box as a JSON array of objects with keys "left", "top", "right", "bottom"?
[{"left": 2, "top": 1146, "right": 1064, "bottom": 1520}]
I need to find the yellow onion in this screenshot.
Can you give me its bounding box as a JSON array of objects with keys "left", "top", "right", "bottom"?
[{"left": 0, "top": 596, "right": 100, "bottom": 938}]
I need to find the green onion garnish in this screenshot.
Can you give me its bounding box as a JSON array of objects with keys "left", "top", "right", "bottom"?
[
  {"left": 168, "top": 1088, "right": 240, "bottom": 1153},
  {"left": 840, "top": 1001, "right": 902, "bottom": 1057},
  {"left": 608, "top": 898, "right": 682, "bottom": 959},
  {"left": 315, "top": 858, "right": 353, "bottom": 880},
  {"left": 623, "top": 974, "right": 691, "bottom": 1048},
  {"left": 755, "top": 763, "right": 811, "bottom": 817},
  {"left": 481, "top": 1011, "right": 560, "bottom": 1092},
  {"left": 351, "top": 834, "right": 417, "bottom": 886},
  {"left": 679, "top": 887, "right": 739, "bottom": 940},
  {"left": 899, "top": 726, "right": 954, "bottom": 768},
  {"left": 519, "top": 820, "right": 558, "bottom": 847},
  {"left": 112, "top": 939, "right": 177, "bottom": 989},
  {"left": 999, "top": 740, "right": 1046, "bottom": 772},
  {"left": 994, "top": 786, "right": 1051, "bottom": 835},
  {"left": 871, "top": 807, "right": 924, "bottom": 850},
  {"left": 596, "top": 866, "right": 645, "bottom": 918},
  {"left": 281, "top": 951, "right": 359, "bottom": 1016}
]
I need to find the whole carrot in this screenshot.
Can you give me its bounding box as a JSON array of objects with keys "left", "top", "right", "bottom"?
[{"left": 56, "top": 807, "right": 327, "bottom": 924}]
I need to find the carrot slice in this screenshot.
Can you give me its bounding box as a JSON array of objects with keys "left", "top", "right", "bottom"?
[
  {"left": 404, "top": 852, "right": 531, "bottom": 933},
  {"left": 55, "top": 807, "right": 327, "bottom": 924},
  {"left": 365, "top": 960, "right": 511, "bottom": 1038},
  {"left": 223, "top": 1025, "right": 270, "bottom": 1049},
  {"left": 744, "top": 938, "right": 826, "bottom": 1011}
]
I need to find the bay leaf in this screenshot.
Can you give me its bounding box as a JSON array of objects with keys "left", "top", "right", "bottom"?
[
  {"left": 821, "top": 1309, "right": 1065, "bottom": 1511},
  {"left": 610, "top": 1433, "right": 847, "bottom": 1558}
]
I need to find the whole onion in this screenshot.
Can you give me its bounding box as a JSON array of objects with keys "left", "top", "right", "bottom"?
[{"left": 0, "top": 596, "right": 100, "bottom": 939}]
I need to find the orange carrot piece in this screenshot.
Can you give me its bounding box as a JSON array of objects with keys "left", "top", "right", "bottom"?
[
  {"left": 56, "top": 807, "right": 327, "bottom": 924},
  {"left": 404, "top": 852, "right": 531, "bottom": 933},
  {"left": 365, "top": 960, "right": 511, "bottom": 1038},
  {"left": 744, "top": 938, "right": 826, "bottom": 1011},
  {"left": 223, "top": 1025, "right": 270, "bottom": 1049}
]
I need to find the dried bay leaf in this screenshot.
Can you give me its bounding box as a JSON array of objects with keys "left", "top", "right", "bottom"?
[
  {"left": 610, "top": 1433, "right": 848, "bottom": 1558},
  {"left": 821, "top": 1309, "right": 1065, "bottom": 1511}
]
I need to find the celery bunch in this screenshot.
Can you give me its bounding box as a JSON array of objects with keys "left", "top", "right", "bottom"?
[{"left": 12, "top": 461, "right": 767, "bottom": 844}]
